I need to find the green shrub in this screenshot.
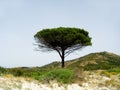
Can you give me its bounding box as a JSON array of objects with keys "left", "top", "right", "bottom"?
[
  {"left": 14, "top": 70, "right": 23, "bottom": 76},
  {"left": 37, "top": 69, "right": 74, "bottom": 84},
  {"left": 84, "top": 62, "right": 119, "bottom": 71},
  {"left": 0, "top": 67, "right": 7, "bottom": 75},
  {"left": 9, "top": 69, "right": 24, "bottom": 76},
  {"left": 108, "top": 67, "right": 120, "bottom": 74}
]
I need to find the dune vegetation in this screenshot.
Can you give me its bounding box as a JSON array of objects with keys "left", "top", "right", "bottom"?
[{"left": 0, "top": 51, "right": 120, "bottom": 89}]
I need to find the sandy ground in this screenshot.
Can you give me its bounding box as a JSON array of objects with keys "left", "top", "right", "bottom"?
[
  {"left": 0, "top": 75, "right": 82, "bottom": 90},
  {"left": 0, "top": 73, "right": 119, "bottom": 90}
]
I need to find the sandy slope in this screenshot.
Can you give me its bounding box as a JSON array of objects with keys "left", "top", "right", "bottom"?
[
  {"left": 0, "top": 72, "right": 120, "bottom": 90},
  {"left": 0, "top": 75, "right": 81, "bottom": 90}
]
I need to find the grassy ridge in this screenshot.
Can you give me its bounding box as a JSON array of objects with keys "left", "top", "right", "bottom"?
[
  {"left": 0, "top": 51, "right": 120, "bottom": 83},
  {"left": 67, "top": 52, "right": 120, "bottom": 71}
]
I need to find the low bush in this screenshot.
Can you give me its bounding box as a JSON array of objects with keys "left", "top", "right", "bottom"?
[
  {"left": 0, "top": 67, "right": 7, "bottom": 75},
  {"left": 108, "top": 67, "right": 120, "bottom": 74},
  {"left": 36, "top": 69, "right": 74, "bottom": 84}
]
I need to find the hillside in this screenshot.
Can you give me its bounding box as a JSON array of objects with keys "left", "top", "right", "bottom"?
[
  {"left": 67, "top": 51, "right": 120, "bottom": 70},
  {"left": 40, "top": 51, "right": 120, "bottom": 70},
  {"left": 0, "top": 51, "right": 120, "bottom": 90}
]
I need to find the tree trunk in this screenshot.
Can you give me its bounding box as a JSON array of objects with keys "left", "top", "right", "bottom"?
[{"left": 61, "top": 49, "right": 65, "bottom": 68}]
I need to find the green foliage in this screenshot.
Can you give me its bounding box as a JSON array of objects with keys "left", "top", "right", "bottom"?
[
  {"left": 8, "top": 67, "right": 73, "bottom": 83},
  {"left": 34, "top": 27, "right": 92, "bottom": 68},
  {"left": 34, "top": 27, "right": 92, "bottom": 48},
  {"left": 0, "top": 67, "right": 7, "bottom": 75},
  {"left": 108, "top": 67, "right": 120, "bottom": 74},
  {"left": 37, "top": 69, "right": 74, "bottom": 84},
  {"left": 8, "top": 67, "right": 43, "bottom": 77},
  {"left": 84, "top": 62, "right": 116, "bottom": 70},
  {"left": 8, "top": 68, "right": 24, "bottom": 76},
  {"left": 8, "top": 68, "right": 74, "bottom": 84}
]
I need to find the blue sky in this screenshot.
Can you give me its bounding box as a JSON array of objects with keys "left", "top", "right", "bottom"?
[{"left": 0, "top": 0, "right": 120, "bottom": 67}]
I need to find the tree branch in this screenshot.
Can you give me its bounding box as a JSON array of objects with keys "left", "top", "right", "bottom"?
[{"left": 65, "top": 44, "right": 84, "bottom": 57}]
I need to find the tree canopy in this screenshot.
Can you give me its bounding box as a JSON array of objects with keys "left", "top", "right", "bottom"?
[{"left": 34, "top": 27, "right": 92, "bottom": 68}]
